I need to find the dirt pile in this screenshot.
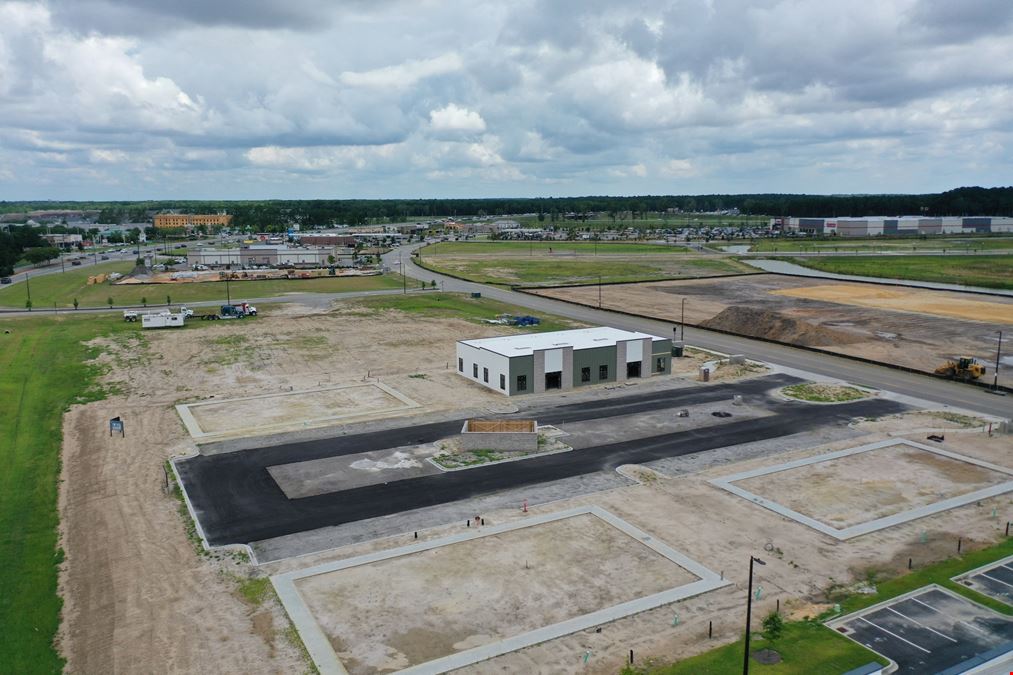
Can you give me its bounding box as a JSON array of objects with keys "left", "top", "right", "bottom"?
[{"left": 699, "top": 305, "right": 866, "bottom": 346}]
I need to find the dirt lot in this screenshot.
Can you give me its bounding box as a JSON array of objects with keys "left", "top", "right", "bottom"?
[
  {"left": 772, "top": 284, "right": 1013, "bottom": 324},
  {"left": 183, "top": 382, "right": 417, "bottom": 438},
  {"left": 533, "top": 274, "right": 1013, "bottom": 385},
  {"left": 55, "top": 301, "right": 576, "bottom": 674},
  {"left": 296, "top": 513, "right": 696, "bottom": 674},
  {"left": 260, "top": 410, "right": 1013, "bottom": 674},
  {"left": 735, "top": 443, "right": 1012, "bottom": 528},
  {"left": 55, "top": 293, "right": 1013, "bottom": 675}
]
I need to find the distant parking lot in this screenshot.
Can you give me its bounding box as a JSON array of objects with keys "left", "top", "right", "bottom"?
[{"left": 829, "top": 586, "right": 1013, "bottom": 674}]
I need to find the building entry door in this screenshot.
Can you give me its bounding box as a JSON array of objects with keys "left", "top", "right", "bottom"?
[
  {"left": 626, "top": 361, "right": 642, "bottom": 378},
  {"left": 545, "top": 371, "right": 562, "bottom": 389}
]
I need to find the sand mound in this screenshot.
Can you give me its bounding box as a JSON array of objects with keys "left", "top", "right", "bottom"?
[{"left": 700, "top": 305, "right": 865, "bottom": 347}]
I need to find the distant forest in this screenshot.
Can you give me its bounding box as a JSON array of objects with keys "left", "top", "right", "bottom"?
[{"left": 1, "top": 186, "right": 1011, "bottom": 231}]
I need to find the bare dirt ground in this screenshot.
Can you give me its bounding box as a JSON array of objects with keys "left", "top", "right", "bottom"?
[
  {"left": 533, "top": 274, "right": 1013, "bottom": 384},
  {"left": 261, "top": 411, "right": 1013, "bottom": 675},
  {"left": 55, "top": 301, "right": 570, "bottom": 674},
  {"left": 296, "top": 513, "right": 697, "bottom": 674},
  {"left": 735, "top": 443, "right": 1012, "bottom": 528},
  {"left": 184, "top": 382, "right": 416, "bottom": 437},
  {"left": 773, "top": 283, "right": 1013, "bottom": 324}
]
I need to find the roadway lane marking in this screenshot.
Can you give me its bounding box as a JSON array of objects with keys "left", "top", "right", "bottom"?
[
  {"left": 886, "top": 607, "right": 957, "bottom": 642},
  {"left": 858, "top": 617, "right": 931, "bottom": 653}
]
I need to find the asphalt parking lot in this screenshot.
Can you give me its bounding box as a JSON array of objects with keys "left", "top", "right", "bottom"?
[
  {"left": 176, "top": 373, "right": 907, "bottom": 547},
  {"left": 956, "top": 555, "right": 1013, "bottom": 608},
  {"left": 830, "top": 586, "right": 1013, "bottom": 674}
]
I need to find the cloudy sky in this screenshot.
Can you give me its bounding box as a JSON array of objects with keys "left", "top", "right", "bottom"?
[{"left": 1, "top": 0, "right": 1011, "bottom": 200}]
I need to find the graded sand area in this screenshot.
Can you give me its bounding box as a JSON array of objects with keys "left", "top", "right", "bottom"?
[
  {"left": 734, "top": 443, "right": 1013, "bottom": 529},
  {"left": 772, "top": 283, "right": 1013, "bottom": 324},
  {"left": 293, "top": 512, "right": 698, "bottom": 674},
  {"left": 532, "top": 274, "right": 1013, "bottom": 384},
  {"left": 180, "top": 382, "right": 418, "bottom": 438},
  {"left": 56, "top": 299, "right": 581, "bottom": 674}
]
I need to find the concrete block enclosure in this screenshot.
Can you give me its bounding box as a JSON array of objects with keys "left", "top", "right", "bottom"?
[
  {"left": 455, "top": 326, "right": 673, "bottom": 395},
  {"left": 460, "top": 419, "right": 538, "bottom": 451}
]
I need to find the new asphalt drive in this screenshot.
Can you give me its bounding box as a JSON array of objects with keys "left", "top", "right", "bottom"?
[{"left": 176, "top": 374, "right": 908, "bottom": 546}]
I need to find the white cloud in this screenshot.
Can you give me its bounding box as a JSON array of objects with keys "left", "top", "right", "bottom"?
[
  {"left": 660, "top": 159, "right": 697, "bottom": 177},
  {"left": 340, "top": 53, "right": 462, "bottom": 89},
  {"left": 429, "top": 103, "right": 487, "bottom": 135}
]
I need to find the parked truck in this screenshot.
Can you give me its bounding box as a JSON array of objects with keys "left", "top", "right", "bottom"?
[{"left": 198, "top": 304, "right": 255, "bottom": 320}]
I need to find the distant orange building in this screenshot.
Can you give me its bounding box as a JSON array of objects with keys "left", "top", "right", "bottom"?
[{"left": 153, "top": 213, "right": 233, "bottom": 230}]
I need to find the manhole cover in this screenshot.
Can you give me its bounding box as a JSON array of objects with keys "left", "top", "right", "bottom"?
[
  {"left": 752, "top": 649, "right": 781, "bottom": 665},
  {"left": 712, "top": 411, "right": 732, "bottom": 418}
]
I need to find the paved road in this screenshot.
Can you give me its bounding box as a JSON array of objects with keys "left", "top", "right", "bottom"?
[
  {"left": 177, "top": 374, "right": 909, "bottom": 545},
  {"left": 393, "top": 245, "right": 1013, "bottom": 418}
]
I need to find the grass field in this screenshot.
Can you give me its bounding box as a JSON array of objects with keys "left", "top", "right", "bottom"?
[
  {"left": 346, "top": 292, "right": 581, "bottom": 332},
  {"left": 425, "top": 241, "right": 688, "bottom": 255},
  {"left": 0, "top": 262, "right": 403, "bottom": 308},
  {"left": 0, "top": 314, "right": 133, "bottom": 673},
  {"left": 789, "top": 254, "right": 1013, "bottom": 289},
  {"left": 633, "top": 620, "right": 887, "bottom": 675},
  {"left": 418, "top": 256, "right": 749, "bottom": 286},
  {"left": 750, "top": 237, "right": 1013, "bottom": 253}
]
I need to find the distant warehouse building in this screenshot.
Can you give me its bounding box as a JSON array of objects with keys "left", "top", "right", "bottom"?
[
  {"left": 773, "top": 216, "right": 1013, "bottom": 236},
  {"left": 456, "top": 327, "right": 672, "bottom": 396},
  {"left": 154, "top": 213, "right": 233, "bottom": 230}
]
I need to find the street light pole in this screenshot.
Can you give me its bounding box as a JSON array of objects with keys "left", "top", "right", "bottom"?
[
  {"left": 994, "top": 330, "right": 1003, "bottom": 392},
  {"left": 598, "top": 276, "right": 602, "bottom": 308},
  {"left": 743, "top": 555, "right": 766, "bottom": 675},
  {"left": 225, "top": 274, "right": 231, "bottom": 306},
  {"left": 401, "top": 252, "right": 406, "bottom": 295}
]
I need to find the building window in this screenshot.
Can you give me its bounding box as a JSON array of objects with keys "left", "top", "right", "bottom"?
[
  {"left": 499, "top": 374, "right": 506, "bottom": 390},
  {"left": 473, "top": 363, "right": 478, "bottom": 378},
  {"left": 656, "top": 357, "right": 665, "bottom": 373},
  {"left": 599, "top": 365, "right": 609, "bottom": 380},
  {"left": 483, "top": 367, "right": 489, "bottom": 383},
  {"left": 517, "top": 375, "right": 527, "bottom": 391},
  {"left": 581, "top": 367, "right": 591, "bottom": 383},
  {"left": 458, "top": 358, "right": 463, "bottom": 372}
]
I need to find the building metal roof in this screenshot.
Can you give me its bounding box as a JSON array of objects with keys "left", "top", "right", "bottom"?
[{"left": 459, "top": 326, "right": 665, "bottom": 357}]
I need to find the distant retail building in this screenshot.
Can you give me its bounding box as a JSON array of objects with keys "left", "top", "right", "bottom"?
[
  {"left": 456, "top": 327, "right": 672, "bottom": 396},
  {"left": 154, "top": 213, "right": 233, "bottom": 230},
  {"left": 773, "top": 216, "right": 1013, "bottom": 236},
  {"left": 187, "top": 245, "right": 354, "bottom": 269}
]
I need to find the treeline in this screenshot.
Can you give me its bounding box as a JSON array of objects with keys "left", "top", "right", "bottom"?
[
  {"left": 1, "top": 186, "right": 1010, "bottom": 231},
  {"left": 0, "top": 226, "right": 46, "bottom": 276}
]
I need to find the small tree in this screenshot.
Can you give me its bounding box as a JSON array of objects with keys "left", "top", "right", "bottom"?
[
  {"left": 107, "top": 297, "right": 114, "bottom": 308},
  {"left": 430, "top": 279, "right": 437, "bottom": 289},
  {"left": 327, "top": 255, "right": 336, "bottom": 265},
  {"left": 141, "top": 296, "right": 147, "bottom": 307},
  {"left": 73, "top": 298, "right": 79, "bottom": 310},
  {"left": 761, "top": 611, "right": 783, "bottom": 644},
  {"left": 25, "top": 299, "right": 32, "bottom": 311},
  {"left": 166, "top": 295, "right": 171, "bottom": 306}
]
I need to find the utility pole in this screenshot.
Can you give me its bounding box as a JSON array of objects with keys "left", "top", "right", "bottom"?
[
  {"left": 25, "top": 272, "right": 31, "bottom": 310},
  {"left": 995, "top": 330, "right": 1003, "bottom": 392},
  {"left": 401, "top": 252, "right": 406, "bottom": 294},
  {"left": 225, "top": 274, "right": 231, "bottom": 306},
  {"left": 681, "top": 298, "right": 686, "bottom": 341},
  {"left": 598, "top": 276, "right": 602, "bottom": 308},
  {"left": 743, "top": 555, "right": 766, "bottom": 675}
]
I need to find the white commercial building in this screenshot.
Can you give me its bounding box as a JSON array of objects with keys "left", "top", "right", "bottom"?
[{"left": 456, "top": 326, "right": 673, "bottom": 396}]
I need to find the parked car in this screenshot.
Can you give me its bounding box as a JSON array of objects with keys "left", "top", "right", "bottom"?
[
  {"left": 0, "top": 277, "right": 12, "bottom": 284},
  {"left": 100, "top": 255, "right": 109, "bottom": 260},
  {"left": 71, "top": 260, "right": 82, "bottom": 266}
]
